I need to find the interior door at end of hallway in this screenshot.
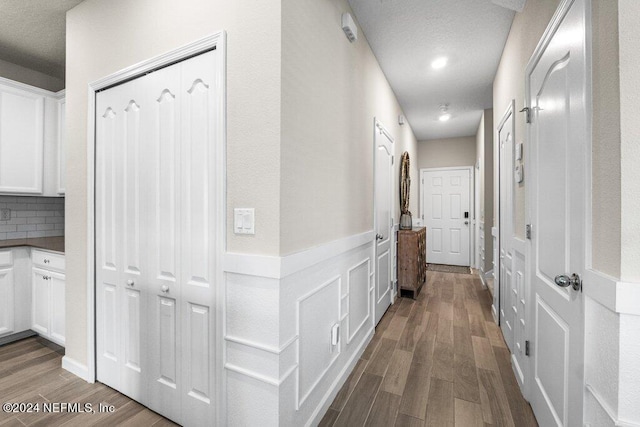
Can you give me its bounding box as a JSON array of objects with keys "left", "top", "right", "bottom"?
[{"left": 423, "top": 169, "right": 471, "bottom": 267}]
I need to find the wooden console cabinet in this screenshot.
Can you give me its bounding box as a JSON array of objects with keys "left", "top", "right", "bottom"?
[{"left": 397, "top": 227, "right": 426, "bottom": 298}]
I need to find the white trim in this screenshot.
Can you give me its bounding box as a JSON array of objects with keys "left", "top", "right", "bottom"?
[
  {"left": 307, "top": 326, "right": 374, "bottom": 427},
  {"left": 224, "top": 334, "right": 298, "bottom": 355},
  {"left": 85, "top": 32, "right": 227, "bottom": 426},
  {"left": 419, "top": 166, "right": 474, "bottom": 267},
  {"left": 62, "top": 356, "right": 91, "bottom": 382},
  {"left": 346, "top": 259, "right": 372, "bottom": 344},
  {"left": 224, "top": 362, "right": 297, "bottom": 387},
  {"left": 0, "top": 75, "right": 57, "bottom": 97},
  {"left": 586, "top": 384, "right": 640, "bottom": 427},
  {"left": 583, "top": 269, "right": 640, "bottom": 316},
  {"left": 223, "top": 230, "right": 374, "bottom": 279}
]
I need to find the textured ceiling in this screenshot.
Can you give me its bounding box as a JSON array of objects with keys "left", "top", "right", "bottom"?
[
  {"left": 348, "top": 0, "right": 516, "bottom": 140},
  {"left": 0, "top": 0, "right": 84, "bottom": 80}
]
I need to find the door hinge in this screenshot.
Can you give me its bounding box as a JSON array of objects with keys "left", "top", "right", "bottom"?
[
  {"left": 526, "top": 224, "right": 532, "bottom": 240},
  {"left": 525, "top": 340, "right": 530, "bottom": 356},
  {"left": 520, "top": 107, "right": 531, "bottom": 124},
  {"left": 392, "top": 155, "right": 394, "bottom": 165}
]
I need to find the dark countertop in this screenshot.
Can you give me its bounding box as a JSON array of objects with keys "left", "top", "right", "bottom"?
[{"left": 0, "top": 237, "right": 64, "bottom": 253}]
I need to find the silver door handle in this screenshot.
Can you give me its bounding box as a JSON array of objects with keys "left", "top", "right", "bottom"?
[
  {"left": 554, "top": 273, "right": 582, "bottom": 291},
  {"left": 127, "top": 279, "right": 135, "bottom": 287},
  {"left": 161, "top": 285, "right": 169, "bottom": 293},
  {"left": 464, "top": 221, "right": 469, "bottom": 225},
  {"left": 376, "top": 234, "right": 384, "bottom": 240}
]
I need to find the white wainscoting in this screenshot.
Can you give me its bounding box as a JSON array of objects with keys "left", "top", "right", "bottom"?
[
  {"left": 222, "top": 231, "right": 375, "bottom": 426},
  {"left": 583, "top": 268, "right": 640, "bottom": 427}
]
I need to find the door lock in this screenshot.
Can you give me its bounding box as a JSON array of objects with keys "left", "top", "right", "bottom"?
[{"left": 554, "top": 273, "right": 582, "bottom": 291}]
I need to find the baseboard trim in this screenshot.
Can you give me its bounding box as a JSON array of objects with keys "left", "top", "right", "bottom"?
[
  {"left": 62, "top": 356, "right": 91, "bottom": 382},
  {"left": 0, "top": 329, "right": 37, "bottom": 346},
  {"left": 586, "top": 384, "right": 640, "bottom": 427}
]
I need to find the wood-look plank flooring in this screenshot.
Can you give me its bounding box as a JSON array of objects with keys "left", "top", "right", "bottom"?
[
  {"left": 0, "top": 336, "right": 176, "bottom": 426},
  {"left": 321, "top": 272, "right": 538, "bottom": 427}
]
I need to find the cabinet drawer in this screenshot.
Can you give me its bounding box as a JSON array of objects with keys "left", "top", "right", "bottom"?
[
  {"left": 0, "top": 250, "right": 12, "bottom": 267},
  {"left": 32, "top": 250, "right": 65, "bottom": 273}
]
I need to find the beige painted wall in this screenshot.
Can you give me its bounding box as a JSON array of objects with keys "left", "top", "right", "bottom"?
[
  {"left": 417, "top": 136, "right": 477, "bottom": 170},
  {"left": 618, "top": 0, "right": 640, "bottom": 282},
  {"left": 280, "top": 0, "right": 418, "bottom": 254},
  {"left": 492, "top": 0, "right": 561, "bottom": 244},
  {"left": 0, "top": 58, "right": 64, "bottom": 91},
  {"left": 66, "top": 0, "right": 282, "bottom": 366},
  {"left": 476, "top": 110, "right": 494, "bottom": 273}
]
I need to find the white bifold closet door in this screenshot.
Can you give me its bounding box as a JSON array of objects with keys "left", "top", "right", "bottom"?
[{"left": 96, "top": 50, "right": 219, "bottom": 426}]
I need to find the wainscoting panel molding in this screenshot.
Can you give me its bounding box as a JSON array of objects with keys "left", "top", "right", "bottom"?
[{"left": 223, "top": 231, "right": 375, "bottom": 426}]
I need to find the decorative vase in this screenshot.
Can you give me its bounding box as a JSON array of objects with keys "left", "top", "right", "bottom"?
[{"left": 400, "top": 213, "right": 412, "bottom": 230}]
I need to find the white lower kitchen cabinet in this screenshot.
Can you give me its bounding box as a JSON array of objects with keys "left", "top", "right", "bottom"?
[
  {"left": 31, "top": 250, "right": 65, "bottom": 346},
  {"left": 0, "top": 264, "right": 14, "bottom": 336},
  {"left": 0, "top": 248, "right": 32, "bottom": 339}
]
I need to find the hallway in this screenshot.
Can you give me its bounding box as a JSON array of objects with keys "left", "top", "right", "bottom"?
[{"left": 320, "top": 272, "right": 537, "bottom": 426}]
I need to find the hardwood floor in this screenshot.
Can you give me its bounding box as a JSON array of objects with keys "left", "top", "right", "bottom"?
[
  {"left": 0, "top": 337, "right": 176, "bottom": 426},
  {"left": 321, "top": 272, "right": 538, "bottom": 427}
]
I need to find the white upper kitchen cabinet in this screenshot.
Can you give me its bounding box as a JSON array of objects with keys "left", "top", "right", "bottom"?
[
  {"left": 0, "top": 79, "right": 45, "bottom": 194},
  {"left": 0, "top": 77, "right": 65, "bottom": 197}
]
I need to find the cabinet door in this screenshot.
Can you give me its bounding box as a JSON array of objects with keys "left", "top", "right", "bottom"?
[
  {"left": 0, "top": 86, "right": 44, "bottom": 193},
  {"left": 31, "top": 269, "right": 50, "bottom": 336},
  {"left": 0, "top": 267, "right": 14, "bottom": 336},
  {"left": 49, "top": 272, "right": 65, "bottom": 346}
]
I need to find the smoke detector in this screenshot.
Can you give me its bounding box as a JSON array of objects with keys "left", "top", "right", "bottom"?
[{"left": 342, "top": 13, "right": 358, "bottom": 43}]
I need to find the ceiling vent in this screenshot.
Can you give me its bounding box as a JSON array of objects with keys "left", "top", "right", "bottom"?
[
  {"left": 491, "top": 0, "right": 527, "bottom": 12},
  {"left": 342, "top": 13, "right": 358, "bottom": 43}
]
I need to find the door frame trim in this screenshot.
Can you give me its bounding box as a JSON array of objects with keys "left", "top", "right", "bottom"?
[
  {"left": 372, "top": 118, "right": 396, "bottom": 321},
  {"left": 419, "top": 166, "right": 475, "bottom": 267},
  {"left": 85, "top": 31, "right": 227, "bottom": 425}
]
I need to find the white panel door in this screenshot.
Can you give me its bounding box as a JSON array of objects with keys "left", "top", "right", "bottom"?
[
  {"left": 0, "top": 86, "right": 44, "bottom": 194},
  {"left": 423, "top": 169, "right": 471, "bottom": 266},
  {"left": 96, "top": 49, "right": 219, "bottom": 426},
  {"left": 179, "top": 51, "right": 218, "bottom": 425},
  {"left": 527, "top": 0, "right": 587, "bottom": 425},
  {"left": 498, "top": 105, "right": 515, "bottom": 352},
  {"left": 0, "top": 267, "right": 14, "bottom": 336},
  {"left": 374, "top": 122, "right": 393, "bottom": 325},
  {"left": 143, "top": 60, "right": 182, "bottom": 421}
]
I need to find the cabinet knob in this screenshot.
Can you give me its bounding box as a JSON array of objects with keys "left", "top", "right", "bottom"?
[
  {"left": 44, "top": 259, "right": 50, "bottom": 264},
  {"left": 126, "top": 279, "right": 135, "bottom": 287},
  {"left": 161, "top": 285, "right": 169, "bottom": 293}
]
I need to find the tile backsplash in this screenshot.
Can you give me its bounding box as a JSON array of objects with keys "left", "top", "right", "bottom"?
[{"left": 0, "top": 196, "right": 64, "bottom": 240}]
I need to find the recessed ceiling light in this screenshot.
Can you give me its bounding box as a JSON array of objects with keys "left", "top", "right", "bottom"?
[
  {"left": 438, "top": 104, "right": 451, "bottom": 122},
  {"left": 431, "top": 57, "right": 448, "bottom": 70}
]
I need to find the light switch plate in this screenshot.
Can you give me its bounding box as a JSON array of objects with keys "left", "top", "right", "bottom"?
[{"left": 234, "top": 208, "right": 255, "bottom": 235}]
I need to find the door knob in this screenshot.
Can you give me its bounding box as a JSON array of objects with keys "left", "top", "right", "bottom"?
[
  {"left": 161, "top": 285, "right": 169, "bottom": 293},
  {"left": 376, "top": 234, "right": 384, "bottom": 240},
  {"left": 554, "top": 273, "right": 582, "bottom": 291},
  {"left": 464, "top": 221, "right": 469, "bottom": 225},
  {"left": 126, "top": 279, "right": 135, "bottom": 287}
]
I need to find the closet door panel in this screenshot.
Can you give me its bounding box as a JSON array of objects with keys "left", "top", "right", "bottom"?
[
  {"left": 144, "top": 64, "right": 182, "bottom": 423},
  {"left": 96, "top": 85, "right": 125, "bottom": 389},
  {"left": 180, "top": 49, "right": 217, "bottom": 425}
]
